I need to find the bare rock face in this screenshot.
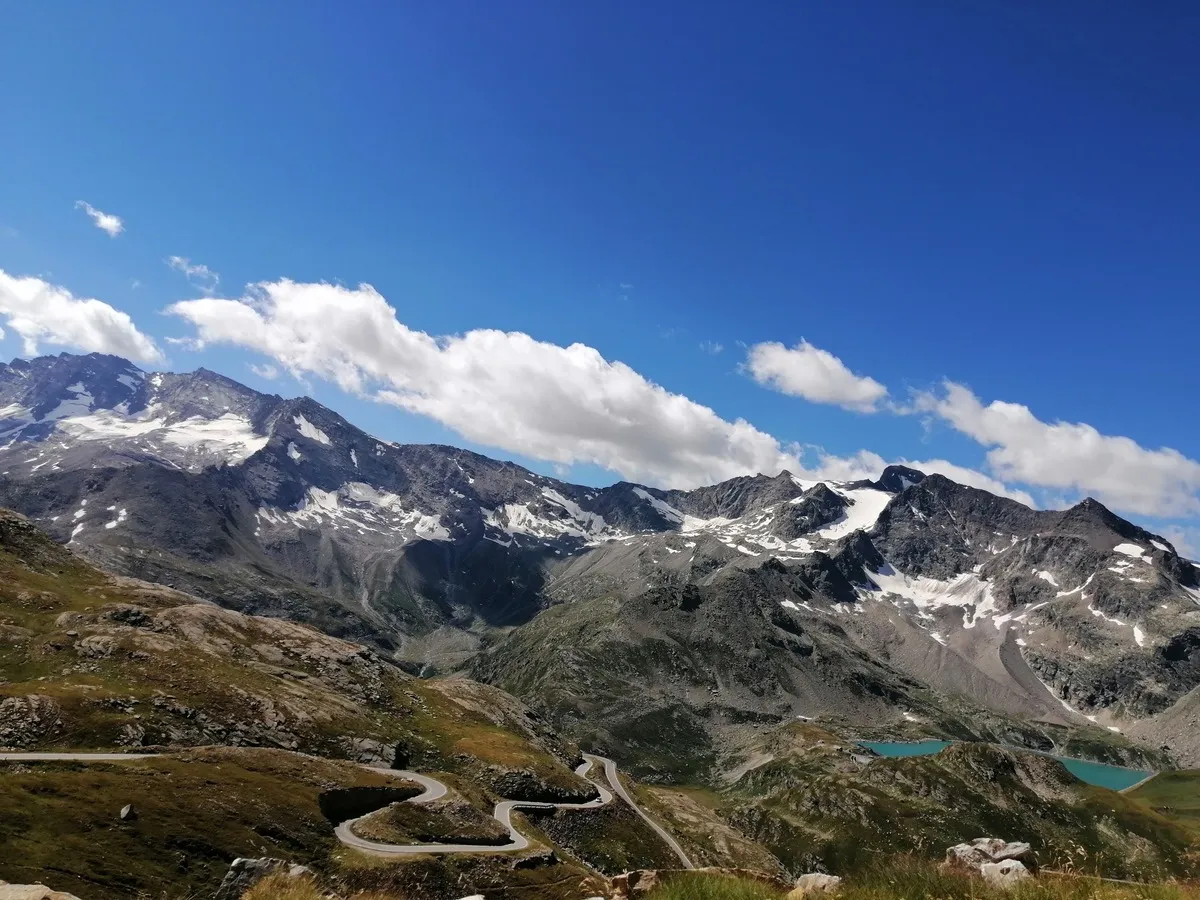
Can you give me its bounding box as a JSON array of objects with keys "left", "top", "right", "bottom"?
[{"left": 0, "top": 695, "right": 63, "bottom": 748}]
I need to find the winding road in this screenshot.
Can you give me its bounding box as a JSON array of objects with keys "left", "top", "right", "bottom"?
[{"left": 0, "top": 750, "right": 695, "bottom": 868}]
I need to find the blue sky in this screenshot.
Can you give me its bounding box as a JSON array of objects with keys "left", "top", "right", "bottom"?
[{"left": 1, "top": 3, "right": 1199, "bottom": 547}]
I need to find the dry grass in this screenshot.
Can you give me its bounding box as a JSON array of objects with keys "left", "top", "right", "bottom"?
[
  {"left": 242, "top": 871, "right": 405, "bottom": 900},
  {"left": 644, "top": 863, "right": 1200, "bottom": 900},
  {"left": 241, "top": 872, "right": 327, "bottom": 900}
]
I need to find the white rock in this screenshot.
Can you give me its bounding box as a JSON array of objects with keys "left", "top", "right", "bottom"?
[
  {"left": 791, "top": 872, "right": 843, "bottom": 895},
  {"left": 980, "top": 859, "right": 1031, "bottom": 888}
]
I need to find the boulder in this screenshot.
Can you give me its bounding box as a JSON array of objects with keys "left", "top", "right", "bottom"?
[
  {"left": 212, "top": 857, "right": 313, "bottom": 900},
  {"left": 980, "top": 859, "right": 1031, "bottom": 888},
  {"left": 787, "top": 873, "right": 843, "bottom": 897},
  {"left": 611, "top": 870, "right": 661, "bottom": 896},
  {"left": 119, "top": 803, "right": 137, "bottom": 821},
  {"left": 945, "top": 837, "right": 1037, "bottom": 874},
  {"left": 0, "top": 882, "right": 83, "bottom": 900}
]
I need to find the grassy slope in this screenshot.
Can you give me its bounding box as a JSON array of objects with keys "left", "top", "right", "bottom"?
[
  {"left": 629, "top": 782, "right": 786, "bottom": 876},
  {"left": 0, "top": 511, "right": 680, "bottom": 896},
  {"left": 0, "top": 510, "right": 591, "bottom": 792},
  {"left": 1131, "top": 770, "right": 1200, "bottom": 831},
  {"left": 0, "top": 748, "right": 397, "bottom": 899},
  {"left": 720, "top": 725, "right": 1198, "bottom": 881}
]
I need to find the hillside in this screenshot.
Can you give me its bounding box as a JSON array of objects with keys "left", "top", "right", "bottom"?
[{"left": 0, "top": 494, "right": 1197, "bottom": 895}]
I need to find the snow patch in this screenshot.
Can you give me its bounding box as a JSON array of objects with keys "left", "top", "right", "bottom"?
[
  {"left": 1087, "top": 603, "right": 1147, "bottom": 647},
  {"left": 293, "top": 414, "right": 332, "bottom": 445},
  {"left": 867, "top": 563, "right": 997, "bottom": 628},
  {"left": 104, "top": 508, "right": 128, "bottom": 529},
  {"left": 287, "top": 442, "right": 302, "bottom": 462},
  {"left": 540, "top": 488, "right": 610, "bottom": 535},
  {"left": 1113, "top": 542, "right": 1147, "bottom": 559},
  {"left": 814, "top": 486, "right": 892, "bottom": 540},
  {"left": 632, "top": 487, "right": 684, "bottom": 525}
]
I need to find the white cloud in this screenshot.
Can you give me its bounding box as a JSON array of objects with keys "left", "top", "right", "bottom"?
[
  {"left": 745, "top": 339, "right": 889, "bottom": 412},
  {"left": 249, "top": 362, "right": 279, "bottom": 380},
  {"left": 166, "top": 256, "right": 220, "bottom": 294},
  {"left": 168, "top": 279, "right": 806, "bottom": 488},
  {"left": 1161, "top": 526, "right": 1199, "bottom": 560},
  {"left": 699, "top": 341, "right": 724, "bottom": 355},
  {"left": 914, "top": 381, "right": 1200, "bottom": 518},
  {"left": 0, "top": 269, "right": 163, "bottom": 363},
  {"left": 75, "top": 201, "right": 124, "bottom": 237}
]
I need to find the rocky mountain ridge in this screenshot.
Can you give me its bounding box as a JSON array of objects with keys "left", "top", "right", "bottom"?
[{"left": 1, "top": 352, "right": 1198, "bottom": 770}]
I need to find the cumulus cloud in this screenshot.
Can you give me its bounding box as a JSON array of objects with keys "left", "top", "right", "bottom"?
[
  {"left": 168, "top": 279, "right": 808, "bottom": 488},
  {"left": 0, "top": 269, "right": 163, "bottom": 363},
  {"left": 746, "top": 339, "right": 889, "bottom": 412},
  {"left": 166, "top": 256, "right": 220, "bottom": 294},
  {"left": 914, "top": 381, "right": 1200, "bottom": 517},
  {"left": 166, "top": 279, "right": 1042, "bottom": 497},
  {"left": 75, "top": 201, "right": 124, "bottom": 237}
]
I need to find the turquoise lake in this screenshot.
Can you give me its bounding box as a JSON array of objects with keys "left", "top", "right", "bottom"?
[{"left": 858, "top": 740, "right": 1151, "bottom": 791}]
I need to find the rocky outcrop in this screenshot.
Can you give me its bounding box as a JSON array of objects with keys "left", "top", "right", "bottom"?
[
  {"left": 945, "top": 837, "right": 1037, "bottom": 887},
  {"left": 0, "top": 695, "right": 63, "bottom": 748},
  {"left": 212, "top": 857, "right": 313, "bottom": 900},
  {"left": 945, "top": 837, "right": 1037, "bottom": 872},
  {"left": 488, "top": 768, "right": 597, "bottom": 804}
]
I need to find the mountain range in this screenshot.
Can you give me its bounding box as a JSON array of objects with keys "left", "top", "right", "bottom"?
[{"left": 1, "top": 351, "right": 1198, "bottom": 775}]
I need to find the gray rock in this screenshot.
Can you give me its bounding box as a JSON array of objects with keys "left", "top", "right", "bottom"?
[
  {"left": 119, "top": 803, "right": 137, "bottom": 821},
  {"left": 212, "top": 857, "right": 313, "bottom": 900},
  {"left": 945, "top": 838, "right": 1037, "bottom": 875},
  {"left": 0, "top": 695, "right": 63, "bottom": 748}
]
